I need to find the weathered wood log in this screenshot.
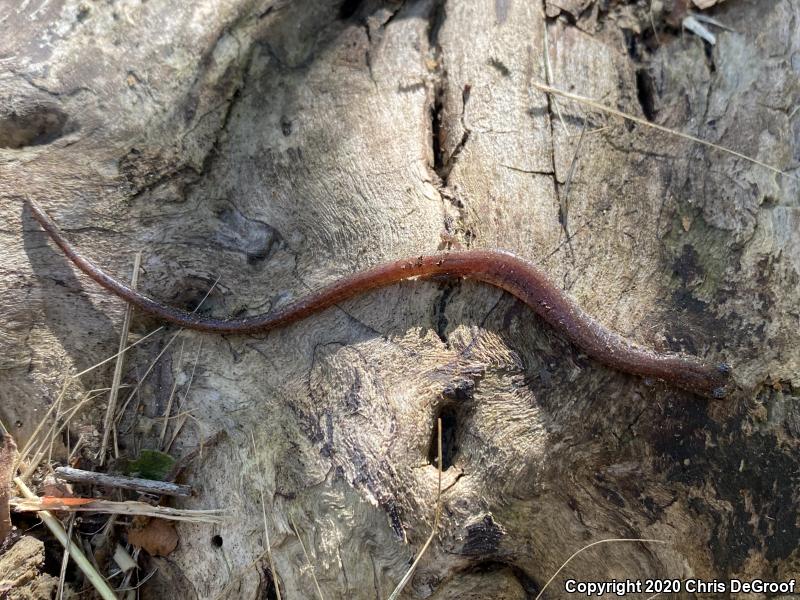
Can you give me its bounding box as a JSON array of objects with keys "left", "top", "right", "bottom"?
[{"left": 1, "top": 0, "right": 798, "bottom": 598}]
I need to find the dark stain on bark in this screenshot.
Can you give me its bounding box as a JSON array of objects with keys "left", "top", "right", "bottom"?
[
  {"left": 462, "top": 514, "right": 505, "bottom": 556},
  {"left": 652, "top": 400, "right": 800, "bottom": 570},
  {"left": 672, "top": 244, "right": 703, "bottom": 288}
]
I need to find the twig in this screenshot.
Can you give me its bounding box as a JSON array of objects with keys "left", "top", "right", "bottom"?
[
  {"left": 54, "top": 466, "right": 192, "bottom": 497},
  {"left": 13, "top": 477, "right": 118, "bottom": 600},
  {"left": 387, "top": 418, "right": 443, "bottom": 600},
  {"left": 100, "top": 252, "right": 142, "bottom": 466},
  {"left": 530, "top": 81, "right": 797, "bottom": 180}
]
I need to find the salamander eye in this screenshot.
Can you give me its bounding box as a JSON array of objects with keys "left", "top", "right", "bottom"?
[{"left": 717, "top": 363, "right": 732, "bottom": 376}]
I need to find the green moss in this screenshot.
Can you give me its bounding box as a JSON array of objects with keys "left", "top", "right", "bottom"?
[{"left": 123, "top": 449, "right": 176, "bottom": 480}]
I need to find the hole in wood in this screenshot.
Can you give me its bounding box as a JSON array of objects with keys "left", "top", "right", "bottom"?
[
  {"left": 338, "top": 0, "right": 363, "bottom": 20},
  {"left": 428, "top": 405, "right": 459, "bottom": 470},
  {"left": 262, "top": 566, "right": 280, "bottom": 600},
  {"left": 0, "top": 104, "right": 73, "bottom": 149}
]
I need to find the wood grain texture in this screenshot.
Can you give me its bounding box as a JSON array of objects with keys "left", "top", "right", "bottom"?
[{"left": 1, "top": 0, "right": 798, "bottom": 598}]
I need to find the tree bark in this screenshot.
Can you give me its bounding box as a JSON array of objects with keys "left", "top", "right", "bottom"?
[{"left": 1, "top": 0, "right": 798, "bottom": 598}]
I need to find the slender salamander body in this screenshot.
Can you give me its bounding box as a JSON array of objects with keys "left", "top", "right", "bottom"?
[{"left": 25, "top": 199, "right": 730, "bottom": 399}]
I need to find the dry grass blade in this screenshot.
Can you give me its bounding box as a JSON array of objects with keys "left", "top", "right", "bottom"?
[
  {"left": 113, "top": 329, "right": 183, "bottom": 427},
  {"left": 116, "top": 564, "right": 157, "bottom": 594},
  {"left": 387, "top": 417, "right": 443, "bottom": 600},
  {"left": 115, "top": 276, "right": 218, "bottom": 430},
  {"left": 562, "top": 119, "right": 587, "bottom": 214},
  {"left": 11, "top": 497, "right": 225, "bottom": 523},
  {"left": 259, "top": 488, "right": 281, "bottom": 600},
  {"left": 559, "top": 118, "right": 587, "bottom": 259},
  {"left": 533, "top": 538, "right": 669, "bottom": 600},
  {"left": 57, "top": 514, "right": 75, "bottom": 599},
  {"left": 72, "top": 327, "right": 164, "bottom": 379},
  {"left": 252, "top": 432, "right": 282, "bottom": 600},
  {"left": 289, "top": 513, "right": 325, "bottom": 600},
  {"left": 541, "top": 18, "right": 567, "bottom": 133},
  {"left": 159, "top": 338, "right": 186, "bottom": 449},
  {"left": 531, "top": 81, "right": 797, "bottom": 180},
  {"left": 68, "top": 433, "right": 86, "bottom": 462},
  {"left": 15, "top": 375, "right": 69, "bottom": 473},
  {"left": 20, "top": 389, "right": 109, "bottom": 482},
  {"left": 161, "top": 339, "right": 203, "bottom": 451},
  {"left": 100, "top": 251, "right": 142, "bottom": 466},
  {"left": 164, "top": 411, "right": 196, "bottom": 453},
  {"left": 14, "top": 477, "right": 118, "bottom": 600}
]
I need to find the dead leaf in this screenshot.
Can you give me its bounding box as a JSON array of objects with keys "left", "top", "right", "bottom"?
[
  {"left": 128, "top": 518, "right": 179, "bottom": 556},
  {"left": 681, "top": 215, "right": 693, "bottom": 231}
]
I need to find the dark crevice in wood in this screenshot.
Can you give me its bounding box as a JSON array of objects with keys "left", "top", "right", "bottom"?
[
  {"left": 435, "top": 85, "right": 472, "bottom": 184},
  {"left": 260, "top": 565, "right": 281, "bottom": 600},
  {"left": 427, "top": 0, "right": 446, "bottom": 48},
  {"left": 431, "top": 90, "right": 445, "bottom": 174},
  {"left": 433, "top": 280, "right": 458, "bottom": 343},
  {"left": 338, "top": 0, "right": 364, "bottom": 20},
  {"left": 429, "top": 404, "right": 458, "bottom": 470},
  {"left": 0, "top": 104, "right": 74, "bottom": 149},
  {"left": 456, "top": 561, "right": 541, "bottom": 599},
  {"left": 635, "top": 67, "right": 657, "bottom": 122}
]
